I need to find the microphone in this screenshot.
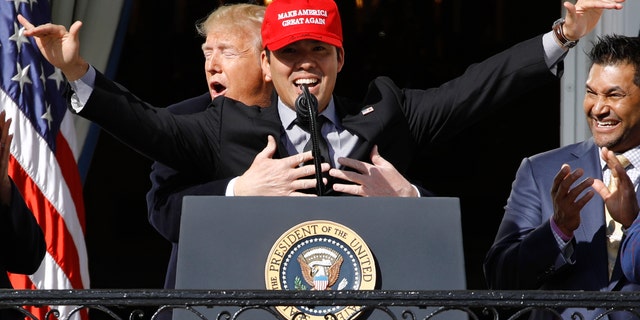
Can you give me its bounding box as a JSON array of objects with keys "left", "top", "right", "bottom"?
[
  {"left": 295, "top": 86, "right": 313, "bottom": 131},
  {"left": 295, "top": 84, "right": 325, "bottom": 196}
]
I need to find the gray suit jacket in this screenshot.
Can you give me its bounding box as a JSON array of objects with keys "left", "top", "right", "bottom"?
[{"left": 485, "top": 138, "right": 640, "bottom": 319}]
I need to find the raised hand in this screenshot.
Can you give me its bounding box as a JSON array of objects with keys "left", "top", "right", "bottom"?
[
  {"left": 592, "top": 147, "right": 639, "bottom": 228},
  {"left": 562, "top": 0, "right": 625, "bottom": 40},
  {"left": 551, "top": 164, "right": 595, "bottom": 237},
  {"left": 17, "top": 14, "right": 88, "bottom": 81}
]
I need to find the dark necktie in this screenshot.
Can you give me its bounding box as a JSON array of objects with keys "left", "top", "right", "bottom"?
[
  {"left": 298, "top": 115, "right": 332, "bottom": 195},
  {"left": 302, "top": 115, "right": 331, "bottom": 166}
]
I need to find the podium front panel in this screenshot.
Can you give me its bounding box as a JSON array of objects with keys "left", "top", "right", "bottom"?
[{"left": 175, "top": 196, "right": 466, "bottom": 320}]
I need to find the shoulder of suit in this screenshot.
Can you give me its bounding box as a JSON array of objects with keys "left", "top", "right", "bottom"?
[
  {"left": 167, "top": 93, "right": 211, "bottom": 113},
  {"left": 372, "top": 76, "right": 397, "bottom": 87},
  {"left": 528, "top": 139, "right": 595, "bottom": 164}
]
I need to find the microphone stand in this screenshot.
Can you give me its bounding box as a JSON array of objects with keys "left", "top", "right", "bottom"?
[{"left": 295, "top": 84, "right": 324, "bottom": 196}]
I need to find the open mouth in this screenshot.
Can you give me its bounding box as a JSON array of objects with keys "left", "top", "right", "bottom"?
[
  {"left": 295, "top": 78, "right": 318, "bottom": 90},
  {"left": 596, "top": 119, "right": 620, "bottom": 128},
  {"left": 211, "top": 82, "right": 227, "bottom": 96}
]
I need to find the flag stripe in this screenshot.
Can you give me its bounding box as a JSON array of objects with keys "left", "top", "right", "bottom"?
[
  {"left": 55, "top": 127, "right": 86, "bottom": 232},
  {"left": 1, "top": 89, "right": 89, "bottom": 289},
  {"left": 1, "top": 1, "right": 90, "bottom": 319},
  {"left": 9, "top": 155, "right": 84, "bottom": 290},
  {"left": 9, "top": 252, "right": 80, "bottom": 318}
]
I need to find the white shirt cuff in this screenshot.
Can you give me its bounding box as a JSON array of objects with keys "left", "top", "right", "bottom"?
[
  {"left": 68, "top": 65, "right": 96, "bottom": 112},
  {"left": 225, "top": 177, "right": 239, "bottom": 196}
]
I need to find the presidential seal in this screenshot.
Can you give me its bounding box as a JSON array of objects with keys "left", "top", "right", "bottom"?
[{"left": 265, "top": 220, "right": 377, "bottom": 320}]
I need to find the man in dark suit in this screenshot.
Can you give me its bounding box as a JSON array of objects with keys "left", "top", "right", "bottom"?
[
  {"left": 143, "top": 3, "right": 274, "bottom": 292},
  {"left": 0, "top": 111, "right": 46, "bottom": 320},
  {"left": 484, "top": 34, "right": 640, "bottom": 319}
]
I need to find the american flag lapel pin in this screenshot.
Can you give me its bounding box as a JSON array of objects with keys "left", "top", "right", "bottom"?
[{"left": 361, "top": 105, "right": 374, "bottom": 115}]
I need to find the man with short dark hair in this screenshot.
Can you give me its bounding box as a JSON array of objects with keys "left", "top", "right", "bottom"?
[{"left": 485, "top": 33, "right": 640, "bottom": 320}]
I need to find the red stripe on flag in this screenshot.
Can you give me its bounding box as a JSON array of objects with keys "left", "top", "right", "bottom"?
[
  {"left": 6, "top": 274, "right": 36, "bottom": 290},
  {"left": 5, "top": 274, "right": 47, "bottom": 319},
  {"left": 8, "top": 156, "right": 84, "bottom": 291},
  {"left": 7, "top": 273, "right": 88, "bottom": 320},
  {"left": 55, "top": 132, "right": 86, "bottom": 233}
]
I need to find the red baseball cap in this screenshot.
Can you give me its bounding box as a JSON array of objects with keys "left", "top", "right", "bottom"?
[{"left": 262, "top": 0, "right": 343, "bottom": 51}]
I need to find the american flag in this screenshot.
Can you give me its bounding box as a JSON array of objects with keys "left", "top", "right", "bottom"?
[{"left": 0, "top": 0, "right": 89, "bottom": 319}]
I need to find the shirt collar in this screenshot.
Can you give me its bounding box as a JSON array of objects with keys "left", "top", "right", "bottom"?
[
  {"left": 600, "top": 145, "right": 640, "bottom": 171},
  {"left": 278, "top": 96, "right": 339, "bottom": 130}
]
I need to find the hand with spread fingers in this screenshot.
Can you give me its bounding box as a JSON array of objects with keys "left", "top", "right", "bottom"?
[
  {"left": 17, "top": 14, "right": 88, "bottom": 81},
  {"left": 234, "top": 135, "right": 330, "bottom": 196},
  {"left": 550, "top": 164, "right": 595, "bottom": 237},
  {"left": 330, "top": 146, "right": 418, "bottom": 197},
  {"left": 561, "top": 0, "right": 625, "bottom": 41},
  {"left": 592, "top": 147, "right": 640, "bottom": 228}
]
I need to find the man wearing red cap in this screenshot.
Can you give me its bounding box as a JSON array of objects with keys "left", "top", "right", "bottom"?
[
  {"left": 253, "top": 0, "right": 628, "bottom": 196},
  {"left": 20, "top": 0, "right": 625, "bottom": 198},
  {"left": 261, "top": 0, "right": 343, "bottom": 50}
]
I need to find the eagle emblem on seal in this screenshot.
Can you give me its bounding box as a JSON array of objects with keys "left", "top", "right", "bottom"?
[{"left": 297, "top": 247, "right": 344, "bottom": 290}]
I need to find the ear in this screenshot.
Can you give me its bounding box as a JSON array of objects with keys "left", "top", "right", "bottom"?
[
  {"left": 261, "top": 50, "right": 272, "bottom": 82},
  {"left": 336, "top": 47, "right": 345, "bottom": 73}
]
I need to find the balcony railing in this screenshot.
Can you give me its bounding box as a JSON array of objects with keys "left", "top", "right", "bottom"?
[{"left": 1, "top": 290, "right": 640, "bottom": 320}]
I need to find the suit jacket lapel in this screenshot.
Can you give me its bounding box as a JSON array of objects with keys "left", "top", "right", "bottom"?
[
  {"left": 569, "top": 139, "right": 628, "bottom": 288},
  {"left": 335, "top": 95, "right": 381, "bottom": 162},
  {"left": 569, "top": 139, "right": 605, "bottom": 242},
  {"left": 256, "top": 101, "right": 290, "bottom": 159},
  {"left": 215, "top": 97, "right": 286, "bottom": 177}
]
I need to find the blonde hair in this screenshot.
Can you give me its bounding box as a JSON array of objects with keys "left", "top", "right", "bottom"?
[{"left": 196, "top": 4, "right": 265, "bottom": 52}]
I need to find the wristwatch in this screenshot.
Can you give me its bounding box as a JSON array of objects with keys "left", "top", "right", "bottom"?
[{"left": 552, "top": 18, "right": 578, "bottom": 49}]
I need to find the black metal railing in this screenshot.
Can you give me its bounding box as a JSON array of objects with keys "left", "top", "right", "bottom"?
[{"left": 1, "top": 290, "right": 639, "bottom": 320}]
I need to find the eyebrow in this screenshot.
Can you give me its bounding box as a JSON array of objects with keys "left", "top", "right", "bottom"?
[{"left": 585, "top": 84, "right": 625, "bottom": 94}]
